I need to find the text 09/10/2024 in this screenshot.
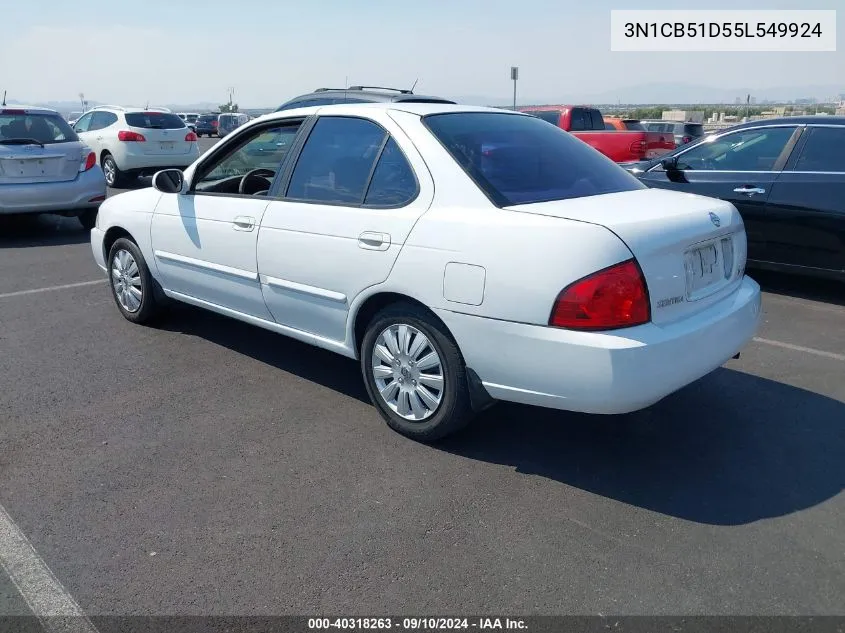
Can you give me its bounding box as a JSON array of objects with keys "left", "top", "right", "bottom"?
[{"left": 610, "top": 9, "right": 836, "bottom": 52}]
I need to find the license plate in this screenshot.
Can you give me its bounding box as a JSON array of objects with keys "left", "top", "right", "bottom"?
[
  {"left": 685, "top": 238, "right": 734, "bottom": 298},
  {"left": 160, "top": 141, "right": 175, "bottom": 150},
  {"left": 2, "top": 158, "right": 51, "bottom": 178}
]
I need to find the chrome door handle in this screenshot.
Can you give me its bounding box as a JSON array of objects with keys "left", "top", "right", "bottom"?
[
  {"left": 733, "top": 186, "right": 766, "bottom": 195},
  {"left": 233, "top": 216, "right": 255, "bottom": 231},
  {"left": 358, "top": 232, "right": 391, "bottom": 251}
]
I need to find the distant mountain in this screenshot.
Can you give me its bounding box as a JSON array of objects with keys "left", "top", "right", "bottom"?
[{"left": 454, "top": 82, "right": 844, "bottom": 107}]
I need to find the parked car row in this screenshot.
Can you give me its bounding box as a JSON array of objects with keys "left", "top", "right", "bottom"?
[{"left": 519, "top": 105, "right": 677, "bottom": 163}]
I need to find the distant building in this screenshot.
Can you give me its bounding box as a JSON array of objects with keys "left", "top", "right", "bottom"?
[{"left": 662, "top": 109, "right": 704, "bottom": 123}]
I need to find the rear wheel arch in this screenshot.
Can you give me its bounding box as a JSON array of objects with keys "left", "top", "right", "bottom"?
[{"left": 352, "top": 292, "right": 456, "bottom": 358}]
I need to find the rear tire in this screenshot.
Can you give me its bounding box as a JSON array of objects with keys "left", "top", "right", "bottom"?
[
  {"left": 78, "top": 209, "right": 97, "bottom": 230},
  {"left": 102, "top": 153, "right": 128, "bottom": 188},
  {"left": 107, "top": 237, "right": 160, "bottom": 325},
  {"left": 360, "top": 303, "right": 474, "bottom": 442}
]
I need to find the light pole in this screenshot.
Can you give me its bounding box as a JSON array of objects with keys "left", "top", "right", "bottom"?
[{"left": 510, "top": 66, "right": 519, "bottom": 110}]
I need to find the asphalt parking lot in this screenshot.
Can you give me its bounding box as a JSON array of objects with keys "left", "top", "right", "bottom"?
[{"left": 1, "top": 136, "right": 843, "bottom": 620}]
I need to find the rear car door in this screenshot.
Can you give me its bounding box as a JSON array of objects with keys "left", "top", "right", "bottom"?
[
  {"left": 762, "top": 125, "right": 845, "bottom": 273},
  {"left": 256, "top": 112, "right": 433, "bottom": 343},
  {"left": 88, "top": 111, "right": 118, "bottom": 156},
  {"left": 637, "top": 125, "right": 801, "bottom": 263}
]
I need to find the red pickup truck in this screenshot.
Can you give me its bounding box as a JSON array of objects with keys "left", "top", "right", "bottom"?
[{"left": 519, "top": 106, "right": 675, "bottom": 163}]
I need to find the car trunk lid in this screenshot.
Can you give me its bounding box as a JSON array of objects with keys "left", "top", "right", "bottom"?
[
  {"left": 506, "top": 188, "right": 748, "bottom": 326},
  {"left": 123, "top": 112, "right": 194, "bottom": 156},
  {"left": 0, "top": 141, "right": 86, "bottom": 184}
]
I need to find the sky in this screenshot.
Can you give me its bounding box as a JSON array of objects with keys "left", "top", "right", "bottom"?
[{"left": 1, "top": 0, "right": 842, "bottom": 107}]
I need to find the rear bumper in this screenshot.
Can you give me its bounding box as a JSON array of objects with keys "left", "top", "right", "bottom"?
[
  {"left": 0, "top": 168, "right": 107, "bottom": 215},
  {"left": 437, "top": 276, "right": 762, "bottom": 414},
  {"left": 116, "top": 146, "right": 201, "bottom": 172}
]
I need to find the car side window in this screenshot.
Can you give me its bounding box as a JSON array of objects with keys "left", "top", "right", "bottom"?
[
  {"left": 90, "top": 111, "right": 117, "bottom": 131},
  {"left": 285, "top": 116, "right": 387, "bottom": 205},
  {"left": 675, "top": 127, "right": 796, "bottom": 172},
  {"left": 589, "top": 110, "right": 604, "bottom": 130},
  {"left": 569, "top": 109, "right": 586, "bottom": 131},
  {"left": 793, "top": 127, "right": 845, "bottom": 172},
  {"left": 193, "top": 123, "right": 302, "bottom": 193},
  {"left": 74, "top": 112, "right": 94, "bottom": 133},
  {"left": 363, "top": 137, "right": 417, "bottom": 206}
]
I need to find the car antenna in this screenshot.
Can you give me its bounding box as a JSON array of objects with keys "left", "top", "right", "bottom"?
[{"left": 409, "top": 78, "right": 418, "bottom": 93}]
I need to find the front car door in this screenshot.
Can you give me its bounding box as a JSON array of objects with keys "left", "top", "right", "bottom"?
[
  {"left": 638, "top": 124, "right": 801, "bottom": 263},
  {"left": 150, "top": 118, "right": 306, "bottom": 319},
  {"left": 72, "top": 112, "right": 96, "bottom": 150},
  {"left": 763, "top": 124, "right": 845, "bottom": 274},
  {"left": 256, "top": 111, "right": 433, "bottom": 343}
]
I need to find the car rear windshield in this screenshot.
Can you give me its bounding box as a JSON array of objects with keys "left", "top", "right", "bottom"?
[
  {"left": 125, "top": 112, "right": 186, "bottom": 129},
  {"left": 527, "top": 111, "right": 561, "bottom": 126},
  {"left": 0, "top": 112, "right": 79, "bottom": 144},
  {"left": 424, "top": 112, "right": 644, "bottom": 207},
  {"left": 684, "top": 123, "right": 704, "bottom": 136},
  {"left": 198, "top": 114, "right": 218, "bottom": 122}
]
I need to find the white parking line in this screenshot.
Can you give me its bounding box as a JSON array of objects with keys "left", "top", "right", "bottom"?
[
  {"left": 0, "top": 503, "right": 98, "bottom": 632},
  {"left": 753, "top": 337, "right": 845, "bottom": 362},
  {"left": 0, "top": 280, "right": 104, "bottom": 300}
]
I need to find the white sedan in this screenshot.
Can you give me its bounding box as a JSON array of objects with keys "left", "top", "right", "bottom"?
[{"left": 90, "top": 103, "right": 761, "bottom": 442}]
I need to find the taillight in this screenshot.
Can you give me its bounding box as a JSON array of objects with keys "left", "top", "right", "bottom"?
[
  {"left": 79, "top": 151, "right": 96, "bottom": 172},
  {"left": 185, "top": 131, "right": 198, "bottom": 141},
  {"left": 549, "top": 260, "right": 650, "bottom": 331},
  {"left": 211, "top": 120, "right": 218, "bottom": 127},
  {"left": 628, "top": 139, "right": 648, "bottom": 158},
  {"left": 117, "top": 130, "right": 146, "bottom": 142}
]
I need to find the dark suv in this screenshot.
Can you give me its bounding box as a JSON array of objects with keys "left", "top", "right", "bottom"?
[
  {"left": 275, "top": 86, "right": 455, "bottom": 111},
  {"left": 640, "top": 120, "right": 705, "bottom": 146},
  {"left": 195, "top": 113, "right": 220, "bottom": 137}
]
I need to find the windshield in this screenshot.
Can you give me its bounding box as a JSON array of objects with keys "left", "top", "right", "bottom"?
[
  {"left": 124, "top": 112, "right": 186, "bottom": 129},
  {"left": 423, "top": 112, "right": 644, "bottom": 206},
  {"left": 0, "top": 112, "right": 79, "bottom": 144}
]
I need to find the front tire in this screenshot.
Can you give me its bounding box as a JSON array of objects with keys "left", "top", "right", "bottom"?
[
  {"left": 107, "top": 237, "right": 160, "bottom": 324},
  {"left": 361, "top": 303, "right": 473, "bottom": 442}
]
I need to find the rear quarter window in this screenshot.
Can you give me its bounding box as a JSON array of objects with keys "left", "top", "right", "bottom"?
[
  {"left": 423, "top": 112, "right": 645, "bottom": 207},
  {"left": 125, "top": 112, "right": 186, "bottom": 129}
]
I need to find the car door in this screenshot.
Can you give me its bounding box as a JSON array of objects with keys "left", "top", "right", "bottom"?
[
  {"left": 72, "top": 112, "right": 96, "bottom": 150},
  {"left": 150, "top": 118, "right": 306, "bottom": 319},
  {"left": 256, "top": 112, "right": 433, "bottom": 343},
  {"left": 87, "top": 111, "right": 118, "bottom": 156},
  {"left": 762, "top": 125, "right": 845, "bottom": 273},
  {"left": 637, "top": 125, "right": 801, "bottom": 263}
]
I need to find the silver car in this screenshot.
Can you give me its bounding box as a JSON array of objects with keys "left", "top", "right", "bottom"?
[{"left": 0, "top": 106, "right": 107, "bottom": 229}]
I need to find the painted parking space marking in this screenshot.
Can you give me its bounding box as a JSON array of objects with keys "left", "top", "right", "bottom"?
[
  {"left": 0, "top": 280, "right": 104, "bottom": 300},
  {"left": 753, "top": 337, "right": 845, "bottom": 362},
  {"left": 0, "top": 503, "right": 98, "bottom": 633}
]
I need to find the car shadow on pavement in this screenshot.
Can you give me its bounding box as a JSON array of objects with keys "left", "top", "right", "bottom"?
[
  {"left": 751, "top": 270, "right": 845, "bottom": 307},
  {"left": 0, "top": 214, "right": 90, "bottom": 248},
  {"left": 438, "top": 367, "right": 845, "bottom": 526},
  {"left": 158, "top": 304, "right": 370, "bottom": 405}
]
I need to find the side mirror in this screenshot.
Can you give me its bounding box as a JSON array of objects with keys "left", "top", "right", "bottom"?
[
  {"left": 152, "top": 169, "right": 187, "bottom": 194},
  {"left": 661, "top": 156, "right": 679, "bottom": 171}
]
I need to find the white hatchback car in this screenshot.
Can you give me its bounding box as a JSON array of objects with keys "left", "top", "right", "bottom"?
[
  {"left": 90, "top": 103, "right": 761, "bottom": 441},
  {"left": 73, "top": 106, "right": 200, "bottom": 187}
]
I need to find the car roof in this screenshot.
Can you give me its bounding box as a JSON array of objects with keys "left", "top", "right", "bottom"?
[
  {"left": 257, "top": 102, "right": 522, "bottom": 122},
  {"left": 728, "top": 115, "right": 845, "bottom": 129},
  {"left": 0, "top": 105, "right": 61, "bottom": 115},
  {"left": 278, "top": 87, "right": 456, "bottom": 108}
]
